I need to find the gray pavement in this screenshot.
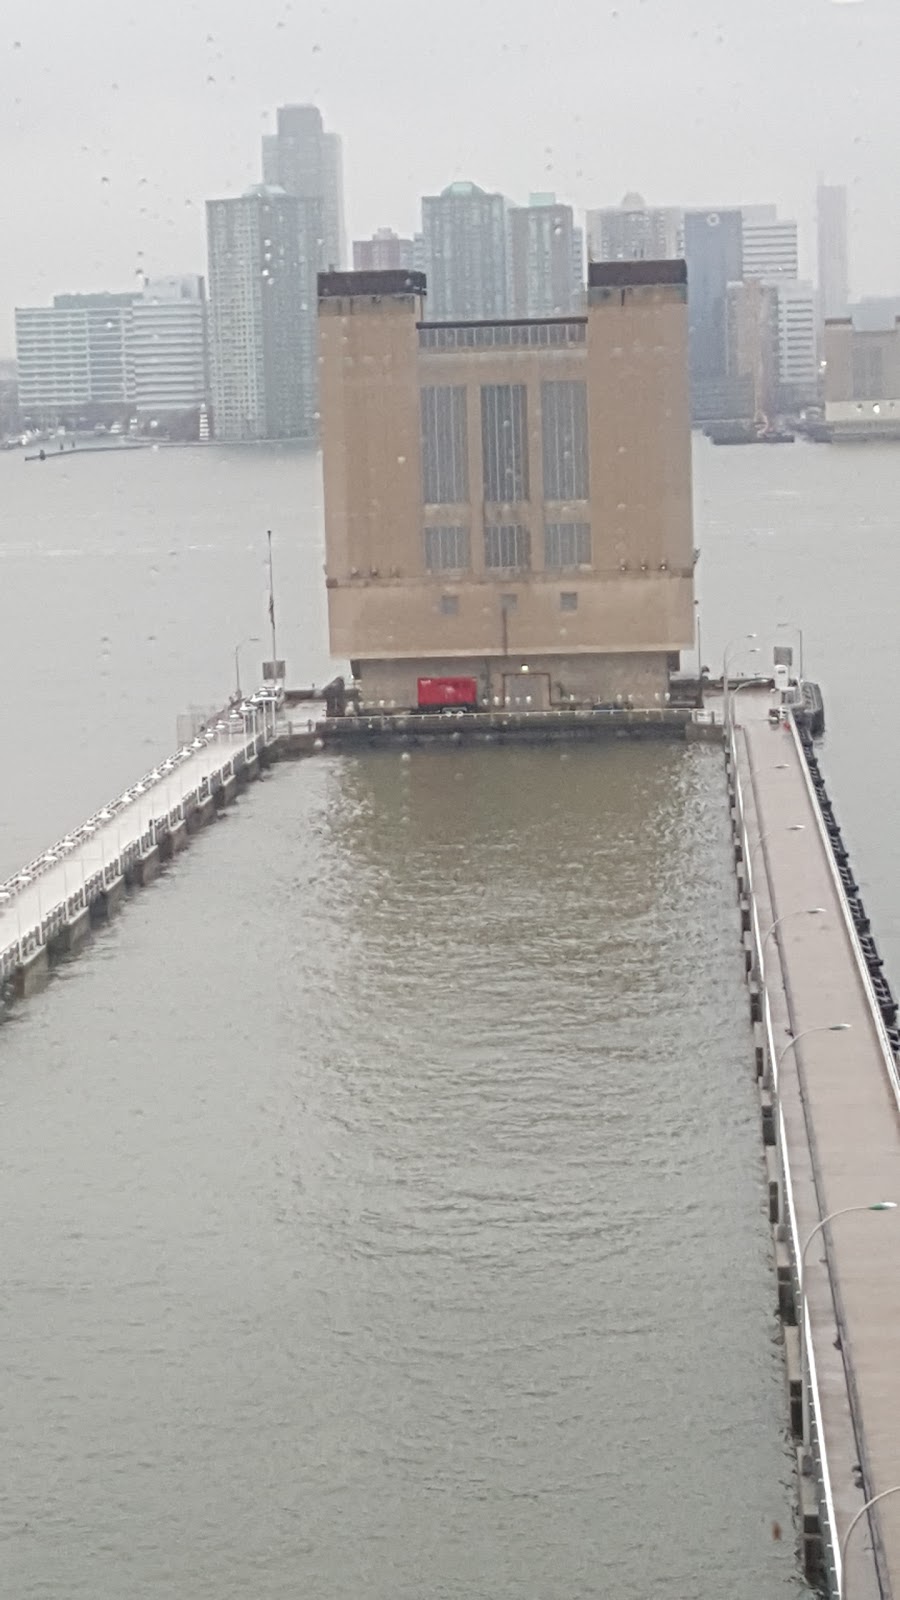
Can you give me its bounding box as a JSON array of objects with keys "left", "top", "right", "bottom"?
[{"left": 734, "top": 687, "right": 900, "bottom": 1600}]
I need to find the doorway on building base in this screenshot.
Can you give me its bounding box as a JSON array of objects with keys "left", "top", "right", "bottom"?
[{"left": 502, "top": 671, "right": 551, "bottom": 711}]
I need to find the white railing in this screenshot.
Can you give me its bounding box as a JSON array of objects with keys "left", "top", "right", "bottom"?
[
  {"left": 0, "top": 698, "right": 277, "bottom": 979},
  {"left": 727, "top": 710, "right": 842, "bottom": 1596}
]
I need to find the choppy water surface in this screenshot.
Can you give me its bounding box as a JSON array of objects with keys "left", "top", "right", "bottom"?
[
  {"left": 4, "top": 433, "right": 890, "bottom": 1596},
  {"left": 1, "top": 742, "right": 798, "bottom": 1598}
]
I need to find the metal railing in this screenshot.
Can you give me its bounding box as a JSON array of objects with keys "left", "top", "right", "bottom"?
[
  {"left": 727, "top": 707, "right": 843, "bottom": 1595},
  {"left": 0, "top": 699, "right": 276, "bottom": 980}
]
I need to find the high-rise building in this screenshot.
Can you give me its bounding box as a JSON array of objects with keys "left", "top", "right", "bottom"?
[
  {"left": 771, "top": 280, "right": 818, "bottom": 405},
  {"left": 318, "top": 260, "right": 694, "bottom": 709},
  {"left": 727, "top": 279, "right": 779, "bottom": 418},
  {"left": 353, "top": 229, "right": 415, "bottom": 272},
  {"left": 262, "top": 104, "right": 346, "bottom": 271},
  {"left": 817, "top": 183, "right": 849, "bottom": 323},
  {"left": 206, "top": 184, "right": 318, "bottom": 442},
  {"left": 508, "top": 194, "right": 580, "bottom": 318},
  {"left": 15, "top": 284, "right": 208, "bottom": 424},
  {"left": 421, "top": 181, "right": 509, "bottom": 321},
  {"left": 131, "top": 276, "right": 208, "bottom": 415},
  {"left": 683, "top": 209, "right": 746, "bottom": 419},
  {"left": 586, "top": 194, "right": 682, "bottom": 263},
  {"left": 741, "top": 208, "right": 799, "bottom": 280},
  {"left": 16, "top": 293, "right": 134, "bottom": 420}
]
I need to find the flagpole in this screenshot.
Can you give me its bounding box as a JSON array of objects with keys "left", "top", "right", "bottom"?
[{"left": 267, "top": 529, "right": 278, "bottom": 679}]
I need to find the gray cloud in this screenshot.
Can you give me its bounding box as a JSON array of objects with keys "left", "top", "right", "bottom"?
[{"left": 0, "top": 0, "right": 896, "bottom": 352}]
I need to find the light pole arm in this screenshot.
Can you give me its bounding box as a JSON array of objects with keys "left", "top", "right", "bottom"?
[{"left": 840, "top": 1484, "right": 900, "bottom": 1599}]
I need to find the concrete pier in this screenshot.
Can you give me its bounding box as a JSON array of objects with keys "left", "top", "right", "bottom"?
[
  {"left": 730, "top": 687, "right": 900, "bottom": 1599},
  {"left": 0, "top": 714, "right": 277, "bottom": 1005},
  {"left": 317, "top": 705, "right": 720, "bottom": 750}
]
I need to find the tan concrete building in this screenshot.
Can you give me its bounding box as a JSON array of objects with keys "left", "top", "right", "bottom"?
[
  {"left": 318, "top": 260, "right": 695, "bottom": 709},
  {"left": 824, "top": 317, "right": 900, "bottom": 435}
]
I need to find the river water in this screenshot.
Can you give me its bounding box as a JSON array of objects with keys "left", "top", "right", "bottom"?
[{"left": 1, "top": 434, "right": 894, "bottom": 1597}]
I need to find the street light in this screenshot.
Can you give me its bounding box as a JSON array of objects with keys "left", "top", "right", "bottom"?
[
  {"left": 777, "top": 620, "right": 805, "bottom": 683},
  {"left": 234, "top": 636, "right": 260, "bottom": 701},
  {"left": 723, "top": 632, "right": 758, "bottom": 716},
  {"left": 766, "top": 1016, "right": 848, "bottom": 1095},
  {"left": 762, "top": 907, "right": 828, "bottom": 959},
  {"left": 728, "top": 667, "right": 765, "bottom": 726},
  {"left": 840, "top": 1483, "right": 900, "bottom": 1600},
  {"left": 799, "top": 1201, "right": 897, "bottom": 1457},
  {"left": 750, "top": 823, "right": 805, "bottom": 868}
]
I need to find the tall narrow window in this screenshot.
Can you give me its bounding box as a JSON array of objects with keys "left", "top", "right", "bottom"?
[
  {"left": 545, "top": 522, "right": 592, "bottom": 568},
  {"left": 481, "top": 384, "right": 529, "bottom": 503},
  {"left": 484, "top": 524, "right": 531, "bottom": 571},
  {"left": 424, "top": 525, "right": 470, "bottom": 572},
  {"left": 541, "top": 380, "right": 588, "bottom": 501},
  {"left": 421, "top": 386, "right": 469, "bottom": 503}
]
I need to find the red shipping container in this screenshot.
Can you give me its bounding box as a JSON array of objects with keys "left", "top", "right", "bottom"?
[{"left": 416, "top": 676, "right": 479, "bottom": 712}]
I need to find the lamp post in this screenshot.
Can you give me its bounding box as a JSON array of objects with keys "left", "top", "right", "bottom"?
[
  {"left": 96, "top": 809, "right": 120, "bottom": 878},
  {"left": 770, "top": 1019, "right": 849, "bottom": 1095},
  {"left": 798, "top": 1199, "right": 897, "bottom": 1451},
  {"left": 723, "top": 632, "right": 758, "bottom": 718},
  {"left": 234, "top": 636, "right": 260, "bottom": 701},
  {"left": 777, "top": 620, "right": 805, "bottom": 683},
  {"left": 727, "top": 668, "right": 765, "bottom": 727},
  {"left": 840, "top": 1483, "right": 900, "bottom": 1600},
  {"left": 16, "top": 872, "right": 42, "bottom": 933},
  {"left": 750, "top": 822, "right": 806, "bottom": 872},
  {"left": 762, "top": 906, "right": 828, "bottom": 964}
]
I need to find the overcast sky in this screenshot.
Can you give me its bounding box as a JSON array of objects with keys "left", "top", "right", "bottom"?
[{"left": 0, "top": 0, "right": 895, "bottom": 353}]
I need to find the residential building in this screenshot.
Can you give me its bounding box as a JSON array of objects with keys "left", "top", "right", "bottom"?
[
  {"left": 817, "top": 182, "right": 849, "bottom": 322},
  {"left": 131, "top": 276, "right": 207, "bottom": 416},
  {"left": 353, "top": 229, "right": 415, "bottom": 272},
  {"left": 16, "top": 293, "right": 133, "bottom": 421},
  {"left": 206, "top": 184, "right": 318, "bottom": 441},
  {"left": 318, "top": 260, "right": 694, "bottom": 709},
  {"left": 683, "top": 208, "right": 746, "bottom": 420},
  {"left": 262, "top": 103, "right": 345, "bottom": 270},
  {"left": 771, "top": 280, "right": 818, "bottom": 408},
  {"left": 586, "top": 194, "right": 682, "bottom": 263},
  {"left": 741, "top": 207, "right": 799, "bottom": 280},
  {"left": 508, "top": 195, "right": 580, "bottom": 317},
  {"left": 420, "top": 181, "right": 509, "bottom": 321},
  {"left": 15, "top": 281, "right": 209, "bottom": 425}
]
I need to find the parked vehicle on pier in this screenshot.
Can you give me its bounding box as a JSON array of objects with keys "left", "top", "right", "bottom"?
[{"left": 416, "top": 676, "right": 479, "bottom": 713}]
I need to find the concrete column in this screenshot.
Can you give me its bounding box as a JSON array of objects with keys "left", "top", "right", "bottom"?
[
  {"left": 169, "top": 820, "right": 188, "bottom": 853},
  {"left": 133, "top": 846, "right": 160, "bottom": 887},
  {"left": 90, "top": 876, "right": 127, "bottom": 921},
  {"left": 222, "top": 775, "right": 238, "bottom": 806},
  {"left": 49, "top": 908, "right": 91, "bottom": 954},
  {"left": 14, "top": 945, "right": 49, "bottom": 998}
]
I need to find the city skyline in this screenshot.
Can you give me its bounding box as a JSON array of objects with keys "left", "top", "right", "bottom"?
[{"left": 2, "top": 0, "right": 898, "bottom": 354}]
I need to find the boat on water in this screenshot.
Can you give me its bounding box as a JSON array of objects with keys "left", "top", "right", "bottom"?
[{"left": 706, "top": 419, "right": 796, "bottom": 446}]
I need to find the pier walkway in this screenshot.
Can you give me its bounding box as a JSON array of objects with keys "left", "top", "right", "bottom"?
[
  {"left": 731, "top": 687, "right": 900, "bottom": 1600},
  {"left": 0, "top": 705, "right": 280, "bottom": 995}
]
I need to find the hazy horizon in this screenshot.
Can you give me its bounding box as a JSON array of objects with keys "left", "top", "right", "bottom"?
[{"left": 1, "top": 0, "right": 896, "bottom": 355}]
